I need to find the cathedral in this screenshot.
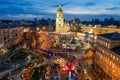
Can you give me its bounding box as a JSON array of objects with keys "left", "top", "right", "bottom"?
[
  {"left": 56, "top": 5, "right": 70, "bottom": 33},
  {"left": 56, "top": 5, "right": 81, "bottom": 33}
]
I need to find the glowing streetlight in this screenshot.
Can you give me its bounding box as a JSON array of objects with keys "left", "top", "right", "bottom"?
[{"left": 36, "top": 27, "right": 40, "bottom": 31}]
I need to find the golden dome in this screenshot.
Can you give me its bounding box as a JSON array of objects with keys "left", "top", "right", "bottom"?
[{"left": 57, "top": 5, "right": 63, "bottom": 13}]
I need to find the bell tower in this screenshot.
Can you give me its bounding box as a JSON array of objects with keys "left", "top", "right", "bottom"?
[{"left": 56, "top": 4, "right": 64, "bottom": 33}]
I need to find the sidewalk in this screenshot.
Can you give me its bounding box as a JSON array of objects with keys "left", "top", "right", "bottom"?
[{"left": 85, "top": 64, "right": 97, "bottom": 80}]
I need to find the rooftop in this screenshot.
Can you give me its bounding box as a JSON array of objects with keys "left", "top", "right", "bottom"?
[
  {"left": 111, "top": 46, "right": 120, "bottom": 55},
  {"left": 0, "top": 24, "right": 20, "bottom": 29},
  {"left": 98, "top": 32, "right": 120, "bottom": 40}
]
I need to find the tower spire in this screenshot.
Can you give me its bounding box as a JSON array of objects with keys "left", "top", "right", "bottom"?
[
  {"left": 59, "top": 4, "right": 62, "bottom": 8},
  {"left": 56, "top": 4, "right": 64, "bottom": 33}
]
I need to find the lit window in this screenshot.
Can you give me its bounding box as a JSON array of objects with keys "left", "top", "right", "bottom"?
[
  {"left": 111, "top": 54, "right": 112, "bottom": 58},
  {"left": 113, "top": 55, "right": 115, "bottom": 60},
  {"left": 116, "top": 57, "right": 118, "bottom": 62},
  {"left": 100, "top": 54, "right": 102, "bottom": 59},
  {"left": 108, "top": 44, "right": 110, "bottom": 48},
  {"left": 110, "top": 61, "right": 111, "bottom": 66},
  {"left": 112, "top": 63, "right": 114, "bottom": 68},
  {"left": 103, "top": 49, "right": 104, "bottom": 53},
  {"left": 105, "top": 42, "right": 108, "bottom": 47}
]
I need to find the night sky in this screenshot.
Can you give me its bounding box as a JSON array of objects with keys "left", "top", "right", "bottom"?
[{"left": 0, "top": 0, "right": 120, "bottom": 20}]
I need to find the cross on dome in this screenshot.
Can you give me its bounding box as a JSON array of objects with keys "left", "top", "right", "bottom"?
[{"left": 59, "top": 4, "right": 62, "bottom": 8}]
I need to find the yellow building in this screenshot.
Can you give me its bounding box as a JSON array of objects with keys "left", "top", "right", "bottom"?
[
  {"left": 56, "top": 5, "right": 80, "bottom": 33},
  {"left": 56, "top": 5, "right": 64, "bottom": 33},
  {"left": 81, "top": 25, "right": 120, "bottom": 37}
]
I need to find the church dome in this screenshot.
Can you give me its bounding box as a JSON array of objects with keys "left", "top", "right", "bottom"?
[{"left": 57, "top": 5, "right": 63, "bottom": 13}]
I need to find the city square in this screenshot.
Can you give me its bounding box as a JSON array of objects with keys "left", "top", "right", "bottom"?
[{"left": 0, "top": 0, "right": 120, "bottom": 80}]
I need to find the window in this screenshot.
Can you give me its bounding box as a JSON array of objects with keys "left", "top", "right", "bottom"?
[
  {"left": 112, "top": 63, "right": 114, "bottom": 68},
  {"left": 59, "top": 15, "right": 61, "bottom": 17},
  {"left": 102, "top": 41, "right": 104, "bottom": 45},
  {"left": 103, "top": 49, "right": 104, "bottom": 53},
  {"left": 97, "top": 39, "right": 99, "bottom": 43},
  {"left": 7, "top": 31, "right": 9, "bottom": 33},
  {"left": 110, "top": 61, "right": 111, "bottom": 66},
  {"left": 116, "top": 57, "right": 118, "bottom": 62},
  {"left": 99, "top": 40, "right": 101, "bottom": 44},
  {"left": 103, "top": 41, "right": 105, "bottom": 45},
  {"left": 105, "top": 42, "right": 107, "bottom": 47},
  {"left": 113, "top": 55, "right": 115, "bottom": 60},
  {"left": 100, "top": 54, "right": 102, "bottom": 59},
  {"left": 110, "top": 54, "right": 112, "bottom": 58},
  {"left": 4, "top": 36, "right": 7, "bottom": 40},
  {"left": 108, "top": 44, "right": 110, "bottom": 48},
  {"left": 59, "top": 24, "right": 61, "bottom": 28}
]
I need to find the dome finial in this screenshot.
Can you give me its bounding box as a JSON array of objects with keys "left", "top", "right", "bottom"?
[
  {"left": 57, "top": 4, "right": 63, "bottom": 12},
  {"left": 59, "top": 4, "right": 62, "bottom": 8}
]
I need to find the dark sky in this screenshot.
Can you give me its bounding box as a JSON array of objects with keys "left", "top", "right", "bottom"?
[{"left": 0, "top": 0, "right": 120, "bottom": 20}]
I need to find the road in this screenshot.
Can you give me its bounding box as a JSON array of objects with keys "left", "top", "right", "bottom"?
[{"left": 8, "top": 71, "right": 23, "bottom": 80}]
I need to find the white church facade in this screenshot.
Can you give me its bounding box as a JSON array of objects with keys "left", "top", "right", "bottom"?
[{"left": 56, "top": 5, "right": 70, "bottom": 33}]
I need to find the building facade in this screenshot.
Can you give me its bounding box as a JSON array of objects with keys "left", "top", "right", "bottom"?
[
  {"left": 56, "top": 5, "right": 64, "bottom": 33},
  {"left": 56, "top": 5, "right": 82, "bottom": 33},
  {"left": 81, "top": 25, "right": 120, "bottom": 36},
  {"left": 0, "top": 27, "right": 24, "bottom": 53},
  {"left": 93, "top": 32, "right": 120, "bottom": 80},
  {"left": 81, "top": 25, "right": 120, "bottom": 41}
]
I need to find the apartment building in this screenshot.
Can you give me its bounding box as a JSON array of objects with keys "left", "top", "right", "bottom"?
[
  {"left": 0, "top": 24, "right": 24, "bottom": 53},
  {"left": 93, "top": 32, "right": 120, "bottom": 80}
]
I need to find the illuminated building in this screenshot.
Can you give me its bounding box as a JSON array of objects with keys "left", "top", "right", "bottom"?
[
  {"left": 93, "top": 32, "right": 120, "bottom": 80},
  {"left": 56, "top": 5, "right": 82, "bottom": 33},
  {"left": 81, "top": 25, "right": 120, "bottom": 40},
  {"left": 0, "top": 26, "right": 24, "bottom": 52},
  {"left": 56, "top": 5, "right": 64, "bottom": 33}
]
